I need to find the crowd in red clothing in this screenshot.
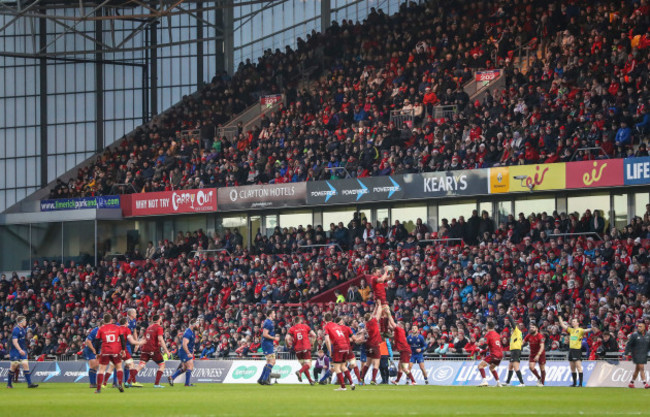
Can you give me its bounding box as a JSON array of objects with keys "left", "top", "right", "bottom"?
[
  {"left": 49, "top": 0, "right": 650, "bottom": 200},
  {"left": 1, "top": 206, "right": 649, "bottom": 361}
]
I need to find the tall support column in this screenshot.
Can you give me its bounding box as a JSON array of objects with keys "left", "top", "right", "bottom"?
[
  {"left": 222, "top": 0, "right": 234, "bottom": 75},
  {"left": 321, "top": 0, "right": 331, "bottom": 32},
  {"left": 95, "top": 9, "right": 104, "bottom": 152},
  {"left": 149, "top": 20, "right": 158, "bottom": 115},
  {"left": 197, "top": 6, "right": 204, "bottom": 88},
  {"left": 39, "top": 13, "right": 48, "bottom": 187}
]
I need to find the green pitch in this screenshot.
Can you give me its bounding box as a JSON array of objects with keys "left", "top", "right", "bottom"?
[{"left": 2, "top": 383, "right": 647, "bottom": 416}]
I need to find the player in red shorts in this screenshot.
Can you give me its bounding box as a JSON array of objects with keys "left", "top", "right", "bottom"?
[
  {"left": 370, "top": 267, "right": 393, "bottom": 334},
  {"left": 387, "top": 314, "right": 416, "bottom": 385},
  {"left": 323, "top": 313, "right": 355, "bottom": 391},
  {"left": 523, "top": 323, "right": 546, "bottom": 387},
  {"left": 478, "top": 320, "right": 504, "bottom": 387},
  {"left": 286, "top": 316, "right": 317, "bottom": 385},
  {"left": 336, "top": 316, "right": 364, "bottom": 385},
  {"left": 132, "top": 314, "right": 171, "bottom": 388},
  {"left": 104, "top": 317, "right": 145, "bottom": 389},
  {"left": 95, "top": 313, "right": 126, "bottom": 394},
  {"left": 360, "top": 304, "right": 382, "bottom": 385}
]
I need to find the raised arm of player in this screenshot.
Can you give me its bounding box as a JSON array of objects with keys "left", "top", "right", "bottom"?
[
  {"left": 584, "top": 321, "right": 599, "bottom": 334},
  {"left": 373, "top": 303, "right": 382, "bottom": 320},
  {"left": 506, "top": 307, "right": 516, "bottom": 328},
  {"left": 387, "top": 312, "right": 396, "bottom": 329},
  {"left": 558, "top": 316, "right": 568, "bottom": 330}
]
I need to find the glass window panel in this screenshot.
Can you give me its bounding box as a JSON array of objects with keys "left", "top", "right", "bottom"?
[
  {"left": 497, "top": 201, "right": 513, "bottom": 225},
  {"left": 16, "top": 162, "right": 26, "bottom": 187},
  {"left": 55, "top": 95, "right": 66, "bottom": 124},
  {"left": 391, "top": 204, "right": 428, "bottom": 233},
  {"left": 46, "top": 95, "right": 56, "bottom": 124},
  {"left": 514, "top": 196, "right": 556, "bottom": 218},
  {"left": 32, "top": 222, "right": 63, "bottom": 264},
  {"left": 567, "top": 194, "right": 609, "bottom": 220},
  {"left": 16, "top": 128, "right": 27, "bottom": 157},
  {"left": 47, "top": 155, "right": 56, "bottom": 182},
  {"left": 55, "top": 155, "right": 66, "bottom": 177},
  {"left": 5, "top": 159, "right": 16, "bottom": 188},
  {"left": 635, "top": 192, "right": 649, "bottom": 217},
  {"left": 26, "top": 157, "right": 37, "bottom": 186},
  {"left": 323, "top": 207, "right": 357, "bottom": 230},
  {"left": 0, "top": 224, "right": 32, "bottom": 271},
  {"left": 438, "top": 200, "right": 477, "bottom": 229},
  {"left": 613, "top": 194, "right": 628, "bottom": 230},
  {"left": 25, "top": 66, "right": 37, "bottom": 95},
  {"left": 5, "top": 68, "right": 15, "bottom": 96},
  {"left": 5, "top": 130, "right": 16, "bottom": 158},
  {"left": 279, "top": 210, "right": 312, "bottom": 230},
  {"left": 25, "top": 97, "right": 37, "bottom": 126},
  {"left": 5, "top": 101, "right": 15, "bottom": 127},
  {"left": 63, "top": 221, "right": 95, "bottom": 264}
]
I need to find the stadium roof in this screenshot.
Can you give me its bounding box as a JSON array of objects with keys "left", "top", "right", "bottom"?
[{"left": 0, "top": 0, "right": 278, "bottom": 57}]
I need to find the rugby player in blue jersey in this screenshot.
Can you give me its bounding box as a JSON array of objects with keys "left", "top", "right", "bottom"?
[
  {"left": 83, "top": 323, "right": 100, "bottom": 388},
  {"left": 406, "top": 325, "right": 428, "bottom": 385},
  {"left": 7, "top": 316, "right": 38, "bottom": 389},
  {"left": 169, "top": 318, "right": 199, "bottom": 387}
]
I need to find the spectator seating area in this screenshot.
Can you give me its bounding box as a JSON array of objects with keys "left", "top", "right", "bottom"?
[
  {"left": 2, "top": 207, "right": 650, "bottom": 361},
  {"left": 49, "top": 0, "right": 650, "bottom": 200}
]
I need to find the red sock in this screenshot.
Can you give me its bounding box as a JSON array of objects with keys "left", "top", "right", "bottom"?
[
  {"left": 396, "top": 371, "right": 402, "bottom": 382},
  {"left": 301, "top": 364, "right": 312, "bottom": 383},
  {"left": 491, "top": 369, "right": 499, "bottom": 381},
  {"left": 116, "top": 370, "right": 123, "bottom": 386},
  {"left": 371, "top": 368, "right": 378, "bottom": 382},
  {"left": 155, "top": 370, "right": 163, "bottom": 385},
  {"left": 337, "top": 372, "right": 345, "bottom": 388},
  {"left": 96, "top": 373, "right": 103, "bottom": 391},
  {"left": 104, "top": 373, "right": 110, "bottom": 386},
  {"left": 353, "top": 366, "right": 361, "bottom": 382},
  {"left": 531, "top": 369, "right": 541, "bottom": 380},
  {"left": 128, "top": 369, "right": 138, "bottom": 383},
  {"left": 409, "top": 372, "right": 416, "bottom": 383},
  {"left": 344, "top": 370, "right": 353, "bottom": 385},
  {"left": 479, "top": 368, "right": 486, "bottom": 378},
  {"left": 541, "top": 370, "right": 546, "bottom": 384},
  {"left": 360, "top": 365, "right": 369, "bottom": 379}
]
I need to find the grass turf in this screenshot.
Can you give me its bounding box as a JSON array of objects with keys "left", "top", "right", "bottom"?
[{"left": 1, "top": 383, "right": 647, "bottom": 416}]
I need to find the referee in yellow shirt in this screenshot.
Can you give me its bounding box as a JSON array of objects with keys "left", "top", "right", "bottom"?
[
  {"left": 504, "top": 308, "right": 526, "bottom": 386},
  {"left": 559, "top": 316, "right": 598, "bottom": 387}
]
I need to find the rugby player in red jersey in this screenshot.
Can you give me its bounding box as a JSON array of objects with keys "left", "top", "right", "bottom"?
[
  {"left": 104, "top": 317, "right": 145, "bottom": 389},
  {"left": 523, "top": 323, "right": 546, "bottom": 387},
  {"left": 286, "top": 316, "right": 317, "bottom": 385},
  {"left": 370, "top": 266, "right": 393, "bottom": 334},
  {"left": 131, "top": 314, "right": 171, "bottom": 388},
  {"left": 360, "top": 304, "right": 382, "bottom": 385},
  {"left": 95, "top": 313, "right": 126, "bottom": 393},
  {"left": 387, "top": 314, "right": 416, "bottom": 385},
  {"left": 478, "top": 320, "right": 504, "bottom": 387},
  {"left": 336, "top": 316, "right": 364, "bottom": 385},
  {"left": 323, "top": 313, "right": 355, "bottom": 391}
]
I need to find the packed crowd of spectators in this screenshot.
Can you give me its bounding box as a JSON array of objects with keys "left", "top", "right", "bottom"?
[
  {"left": 49, "top": 0, "right": 650, "bottom": 200},
  {"left": 2, "top": 207, "right": 650, "bottom": 361}
]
